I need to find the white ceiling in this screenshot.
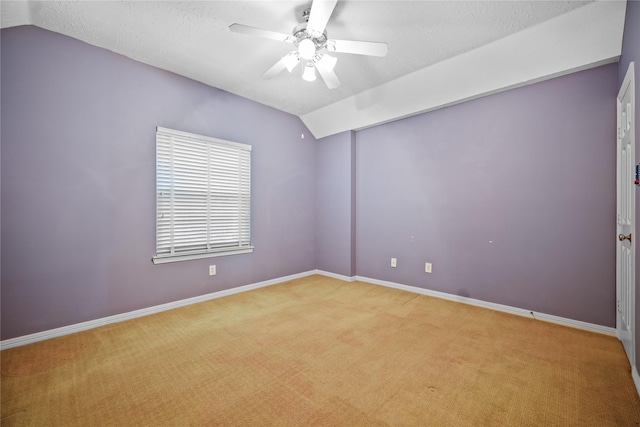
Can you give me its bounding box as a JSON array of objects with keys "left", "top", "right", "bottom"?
[{"left": 0, "top": 1, "right": 627, "bottom": 139}]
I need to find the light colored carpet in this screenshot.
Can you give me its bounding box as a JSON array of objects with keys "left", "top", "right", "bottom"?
[{"left": 2, "top": 275, "right": 639, "bottom": 425}]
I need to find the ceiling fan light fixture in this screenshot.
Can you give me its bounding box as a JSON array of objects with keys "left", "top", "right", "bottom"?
[
  {"left": 302, "top": 63, "right": 317, "bottom": 82},
  {"left": 298, "top": 38, "right": 316, "bottom": 60}
]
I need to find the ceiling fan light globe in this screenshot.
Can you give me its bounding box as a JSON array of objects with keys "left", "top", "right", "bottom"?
[
  {"left": 302, "top": 63, "right": 317, "bottom": 82},
  {"left": 298, "top": 38, "right": 316, "bottom": 60}
]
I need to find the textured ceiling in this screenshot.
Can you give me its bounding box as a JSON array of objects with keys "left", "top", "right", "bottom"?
[{"left": 0, "top": 1, "right": 627, "bottom": 138}]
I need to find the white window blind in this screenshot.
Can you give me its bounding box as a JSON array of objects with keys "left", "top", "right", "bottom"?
[{"left": 153, "top": 127, "right": 252, "bottom": 264}]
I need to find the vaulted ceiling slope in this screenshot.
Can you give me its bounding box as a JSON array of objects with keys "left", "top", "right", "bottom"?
[{"left": 0, "top": 1, "right": 627, "bottom": 139}]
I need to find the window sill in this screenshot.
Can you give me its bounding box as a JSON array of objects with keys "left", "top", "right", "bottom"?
[{"left": 152, "top": 247, "right": 254, "bottom": 264}]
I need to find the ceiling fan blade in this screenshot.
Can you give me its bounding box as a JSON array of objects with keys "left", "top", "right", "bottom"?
[
  {"left": 229, "top": 23, "right": 294, "bottom": 43},
  {"left": 262, "top": 52, "right": 300, "bottom": 79},
  {"left": 327, "top": 39, "right": 388, "bottom": 57},
  {"left": 306, "top": 0, "right": 338, "bottom": 37},
  {"left": 262, "top": 56, "right": 288, "bottom": 79},
  {"left": 314, "top": 55, "right": 341, "bottom": 89}
]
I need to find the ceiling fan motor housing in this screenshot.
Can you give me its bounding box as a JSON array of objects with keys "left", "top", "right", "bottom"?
[{"left": 293, "top": 8, "right": 328, "bottom": 52}]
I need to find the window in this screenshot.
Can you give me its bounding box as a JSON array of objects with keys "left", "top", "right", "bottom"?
[{"left": 153, "top": 127, "right": 252, "bottom": 264}]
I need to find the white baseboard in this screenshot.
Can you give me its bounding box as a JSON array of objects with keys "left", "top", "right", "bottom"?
[
  {"left": 314, "top": 269, "right": 356, "bottom": 282},
  {"left": 0, "top": 270, "right": 617, "bottom": 350},
  {"left": 633, "top": 366, "right": 640, "bottom": 398},
  {"left": 353, "top": 275, "right": 617, "bottom": 336},
  {"left": 0, "top": 270, "right": 317, "bottom": 350}
]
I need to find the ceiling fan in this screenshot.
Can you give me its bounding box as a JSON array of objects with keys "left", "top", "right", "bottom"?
[{"left": 229, "top": 0, "right": 388, "bottom": 89}]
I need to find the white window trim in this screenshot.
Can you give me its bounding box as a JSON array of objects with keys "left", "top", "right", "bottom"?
[
  {"left": 152, "top": 247, "right": 254, "bottom": 264},
  {"left": 153, "top": 127, "right": 253, "bottom": 264}
]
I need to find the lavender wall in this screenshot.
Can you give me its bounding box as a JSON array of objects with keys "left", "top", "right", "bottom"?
[
  {"left": 315, "top": 131, "right": 355, "bottom": 277},
  {"left": 619, "top": 0, "right": 640, "bottom": 376},
  {"left": 0, "top": 26, "right": 316, "bottom": 340},
  {"left": 356, "top": 63, "right": 618, "bottom": 327},
  {"left": 0, "top": 23, "right": 625, "bottom": 342}
]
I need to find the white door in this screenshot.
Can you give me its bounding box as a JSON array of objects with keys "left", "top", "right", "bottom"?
[{"left": 617, "top": 62, "right": 636, "bottom": 368}]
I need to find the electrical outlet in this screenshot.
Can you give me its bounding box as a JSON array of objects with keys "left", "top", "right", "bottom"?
[
  {"left": 425, "top": 263, "right": 432, "bottom": 273},
  {"left": 391, "top": 258, "right": 397, "bottom": 268},
  {"left": 209, "top": 265, "right": 216, "bottom": 276}
]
